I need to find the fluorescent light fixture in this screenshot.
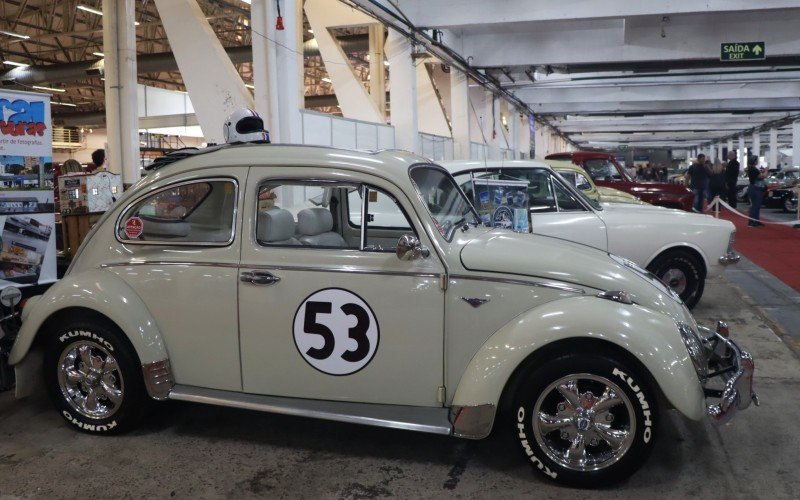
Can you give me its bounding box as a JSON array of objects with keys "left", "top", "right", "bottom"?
[
  {"left": 244, "top": 83, "right": 255, "bottom": 89},
  {"left": 241, "top": 0, "right": 252, "bottom": 4},
  {"left": 2, "top": 60, "right": 28, "bottom": 68},
  {"left": 77, "top": 4, "right": 103, "bottom": 15},
  {"left": 0, "top": 30, "right": 30, "bottom": 40},
  {"left": 321, "top": 77, "right": 332, "bottom": 83},
  {"left": 308, "top": 29, "right": 314, "bottom": 34},
  {"left": 32, "top": 85, "right": 66, "bottom": 93},
  {"left": 383, "top": 60, "right": 389, "bottom": 66},
  {"left": 92, "top": 52, "right": 104, "bottom": 57},
  {"left": 134, "top": 21, "right": 140, "bottom": 26},
  {"left": 52, "top": 101, "right": 77, "bottom": 107}
]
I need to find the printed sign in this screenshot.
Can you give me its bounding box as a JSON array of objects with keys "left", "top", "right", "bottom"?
[
  {"left": 471, "top": 178, "right": 530, "bottom": 230},
  {"left": 124, "top": 217, "right": 143, "bottom": 239},
  {"left": 721, "top": 42, "right": 765, "bottom": 61},
  {"left": 0, "top": 190, "right": 56, "bottom": 288},
  {"left": 0, "top": 89, "right": 52, "bottom": 158},
  {"left": 293, "top": 288, "right": 379, "bottom": 375}
]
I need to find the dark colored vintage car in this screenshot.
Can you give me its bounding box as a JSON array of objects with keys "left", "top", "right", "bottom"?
[
  {"left": 546, "top": 151, "right": 694, "bottom": 211},
  {"left": 765, "top": 186, "right": 799, "bottom": 212}
]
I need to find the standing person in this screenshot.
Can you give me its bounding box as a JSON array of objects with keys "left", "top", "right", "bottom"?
[
  {"left": 708, "top": 160, "right": 726, "bottom": 202},
  {"left": 747, "top": 156, "right": 767, "bottom": 227},
  {"left": 725, "top": 151, "right": 740, "bottom": 208},
  {"left": 685, "top": 153, "right": 709, "bottom": 212},
  {"left": 90, "top": 149, "right": 106, "bottom": 172}
]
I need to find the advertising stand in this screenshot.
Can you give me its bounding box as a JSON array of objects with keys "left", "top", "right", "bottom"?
[{"left": 0, "top": 89, "right": 55, "bottom": 389}]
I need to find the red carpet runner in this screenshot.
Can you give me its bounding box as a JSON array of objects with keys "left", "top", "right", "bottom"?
[{"left": 716, "top": 208, "right": 800, "bottom": 293}]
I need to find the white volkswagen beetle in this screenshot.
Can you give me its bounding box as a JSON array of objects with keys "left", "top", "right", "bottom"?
[
  {"left": 442, "top": 160, "right": 740, "bottom": 309},
  {"left": 4, "top": 145, "right": 756, "bottom": 486}
]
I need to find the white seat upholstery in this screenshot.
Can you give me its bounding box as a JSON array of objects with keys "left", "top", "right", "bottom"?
[
  {"left": 297, "top": 208, "right": 347, "bottom": 247},
  {"left": 139, "top": 216, "right": 190, "bottom": 239},
  {"left": 257, "top": 208, "right": 301, "bottom": 246}
]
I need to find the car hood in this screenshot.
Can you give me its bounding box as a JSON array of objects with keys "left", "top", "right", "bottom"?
[
  {"left": 628, "top": 181, "right": 691, "bottom": 195},
  {"left": 596, "top": 186, "right": 647, "bottom": 205},
  {"left": 459, "top": 229, "right": 694, "bottom": 324},
  {"left": 600, "top": 203, "right": 734, "bottom": 228}
]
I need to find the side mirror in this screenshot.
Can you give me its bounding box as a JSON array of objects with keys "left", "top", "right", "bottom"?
[{"left": 396, "top": 234, "right": 430, "bottom": 261}]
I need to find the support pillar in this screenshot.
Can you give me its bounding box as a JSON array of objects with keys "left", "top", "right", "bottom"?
[
  {"left": 103, "top": 0, "right": 139, "bottom": 185},
  {"left": 251, "top": 0, "right": 277, "bottom": 136},
  {"left": 275, "top": 0, "right": 303, "bottom": 143},
  {"left": 738, "top": 135, "right": 746, "bottom": 169},
  {"left": 450, "top": 68, "right": 470, "bottom": 160},
  {"left": 368, "top": 24, "right": 386, "bottom": 119},
  {"left": 752, "top": 132, "right": 761, "bottom": 162},
  {"left": 727, "top": 139, "right": 734, "bottom": 159},
  {"left": 769, "top": 127, "right": 778, "bottom": 169},
  {"left": 709, "top": 143, "right": 716, "bottom": 163},
  {"left": 385, "top": 29, "right": 418, "bottom": 153},
  {"left": 155, "top": 0, "right": 253, "bottom": 144},
  {"left": 793, "top": 121, "right": 800, "bottom": 168}
]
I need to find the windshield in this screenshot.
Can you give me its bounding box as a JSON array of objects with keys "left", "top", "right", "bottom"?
[{"left": 409, "top": 165, "right": 481, "bottom": 242}]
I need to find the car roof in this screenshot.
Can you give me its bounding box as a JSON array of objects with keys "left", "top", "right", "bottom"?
[
  {"left": 438, "top": 159, "right": 554, "bottom": 175},
  {"left": 141, "top": 143, "right": 434, "bottom": 187}
]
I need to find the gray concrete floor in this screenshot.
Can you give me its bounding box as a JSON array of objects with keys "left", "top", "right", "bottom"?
[{"left": 1, "top": 270, "right": 799, "bottom": 499}]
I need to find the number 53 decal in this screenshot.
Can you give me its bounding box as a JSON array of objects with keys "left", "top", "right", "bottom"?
[{"left": 293, "top": 288, "right": 380, "bottom": 375}]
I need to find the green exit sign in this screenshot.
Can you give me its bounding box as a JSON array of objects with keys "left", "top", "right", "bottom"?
[{"left": 721, "top": 42, "right": 765, "bottom": 61}]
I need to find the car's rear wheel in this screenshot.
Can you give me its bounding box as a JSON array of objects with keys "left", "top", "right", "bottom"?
[
  {"left": 511, "top": 352, "right": 657, "bottom": 486},
  {"left": 785, "top": 195, "right": 797, "bottom": 213},
  {"left": 43, "top": 319, "right": 147, "bottom": 434},
  {"left": 647, "top": 250, "right": 705, "bottom": 309}
]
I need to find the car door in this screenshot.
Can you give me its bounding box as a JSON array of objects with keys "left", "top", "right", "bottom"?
[{"left": 238, "top": 167, "right": 446, "bottom": 407}]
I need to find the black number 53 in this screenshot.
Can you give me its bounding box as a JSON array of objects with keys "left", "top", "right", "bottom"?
[{"left": 303, "top": 301, "right": 371, "bottom": 363}]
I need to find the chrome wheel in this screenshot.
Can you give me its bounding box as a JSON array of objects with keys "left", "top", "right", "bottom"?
[
  {"left": 57, "top": 340, "right": 124, "bottom": 420},
  {"left": 532, "top": 374, "right": 636, "bottom": 472},
  {"left": 661, "top": 268, "right": 687, "bottom": 294}
]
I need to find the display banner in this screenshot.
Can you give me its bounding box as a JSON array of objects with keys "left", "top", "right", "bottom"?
[
  {"left": 0, "top": 90, "right": 55, "bottom": 288},
  {"left": 471, "top": 178, "right": 530, "bottom": 230}
]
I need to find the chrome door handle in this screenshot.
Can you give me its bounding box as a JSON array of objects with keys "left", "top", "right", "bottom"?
[{"left": 240, "top": 271, "right": 281, "bottom": 285}]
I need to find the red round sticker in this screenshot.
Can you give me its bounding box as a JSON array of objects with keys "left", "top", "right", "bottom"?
[{"left": 124, "top": 217, "right": 143, "bottom": 239}]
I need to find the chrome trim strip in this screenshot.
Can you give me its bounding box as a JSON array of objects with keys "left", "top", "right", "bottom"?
[
  {"left": 114, "top": 176, "right": 239, "bottom": 247},
  {"left": 449, "top": 274, "right": 586, "bottom": 294},
  {"left": 101, "top": 261, "right": 240, "bottom": 269},
  {"left": 100, "top": 260, "right": 441, "bottom": 279},
  {"left": 449, "top": 404, "right": 496, "bottom": 439},
  {"left": 168, "top": 385, "right": 453, "bottom": 436}
]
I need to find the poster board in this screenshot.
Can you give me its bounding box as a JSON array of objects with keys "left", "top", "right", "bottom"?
[
  {"left": 471, "top": 178, "right": 530, "bottom": 231},
  {"left": 0, "top": 90, "right": 55, "bottom": 288}
]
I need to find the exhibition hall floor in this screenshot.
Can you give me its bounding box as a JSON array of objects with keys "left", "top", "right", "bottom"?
[{"left": 1, "top": 266, "right": 798, "bottom": 498}]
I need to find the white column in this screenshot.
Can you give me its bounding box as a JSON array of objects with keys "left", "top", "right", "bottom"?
[
  {"left": 738, "top": 135, "right": 746, "bottom": 169},
  {"left": 793, "top": 121, "right": 800, "bottom": 168},
  {"left": 718, "top": 142, "right": 724, "bottom": 162},
  {"left": 368, "top": 25, "right": 386, "bottom": 119},
  {"left": 450, "top": 68, "right": 470, "bottom": 160},
  {"left": 103, "top": 0, "right": 139, "bottom": 185},
  {"left": 709, "top": 143, "right": 716, "bottom": 163},
  {"left": 509, "top": 107, "right": 519, "bottom": 160},
  {"left": 251, "top": 0, "right": 277, "bottom": 136},
  {"left": 486, "top": 92, "right": 500, "bottom": 159},
  {"left": 385, "top": 29, "right": 419, "bottom": 153},
  {"left": 519, "top": 114, "right": 531, "bottom": 159},
  {"left": 752, "top": 132, "right": 761, "bottom": 160},
  {"left": 275, "top": 0, "right": 303, "bottom": 143},
  {"left": 727, "top": 139, "right": 734, "bottom": 158},
  {"left": 769, "top": 128, "right": 778, "bottom": 169}
]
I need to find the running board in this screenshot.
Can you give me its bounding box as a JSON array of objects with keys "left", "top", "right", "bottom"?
[{"left": 168, "top": 385, "right": 453, "bottom": 436}]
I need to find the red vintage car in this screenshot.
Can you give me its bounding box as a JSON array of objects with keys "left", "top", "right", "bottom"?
[{"left": 546, "top": 151, "right": 694, "bottom": 212}]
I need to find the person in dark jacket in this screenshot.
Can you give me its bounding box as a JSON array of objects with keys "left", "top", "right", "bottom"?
[
  {"left": 684, "top": 154, "right": 709, "bottom": 212},
  {"left": 725, "top": 151, "right": 740, "bottom": 208},
  {"left": 747, "top": 156, "right": 766, "bottom": 227}
]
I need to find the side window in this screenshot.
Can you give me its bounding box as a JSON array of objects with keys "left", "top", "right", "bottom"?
[
  {"left": 553, "top": 179, "right": 586, "bottom": 211},
  {"left": 574, "top": 172, "right": 592, "bottom": 191},
  {"left": 348, "top": 186, "right": 415, "bottom": 252},
  {"left": 584, "top": 159, "right": 621, "bottom": 180},
  {"left": 256, "top": 182, "right": 357, "bottom": 249},
  {"left": 117, "top": 179, "right": 236, "bottom": 244}
]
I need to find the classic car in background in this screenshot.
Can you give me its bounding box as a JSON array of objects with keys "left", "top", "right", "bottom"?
[
  {"left": 443, "top": 160, "right": 740, "bottom": 309},
  {"left": 543, "top": 159, "right": 647, "bottom": 205},
  {"left": 546, "top": 151, "right": 694, "bottom": 211},
  {"left": 765, "top": 185, "right": 800, "bottom": 212},
  {"left": 3, "top": 145, "right": 756, "bottom": 487}
]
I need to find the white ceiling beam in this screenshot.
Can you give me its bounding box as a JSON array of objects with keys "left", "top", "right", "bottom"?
[
  {"left": 556, "top": 123, "right": 765, "bottom": 133},
  {"left": 393, "top": 0, "right": 800, "bottom": 29},
  {"left": 533, "top": 98, "right": 800, "bottom": 115}
]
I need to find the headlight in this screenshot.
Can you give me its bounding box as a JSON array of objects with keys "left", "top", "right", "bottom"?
[{"left": 677, "top": 321, "right": 708, "bottom": 379}]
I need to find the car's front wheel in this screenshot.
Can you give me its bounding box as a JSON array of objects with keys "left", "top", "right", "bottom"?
[
  {"left": 43, "top": 319, "right": 148, "bottom": 434},
  {"left": 511, "top": 352, "right": 657, "bottom": 486},
  {"left": 785, "top": 195, "right": 797, "bottom": 213},
  {"left": 647, "top": 250, "right": 705, "bottom": 309}
]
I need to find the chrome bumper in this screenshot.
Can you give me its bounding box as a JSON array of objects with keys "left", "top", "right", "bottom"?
[
  {"left": 699, "top": 325, "right": 758, "bottom": 425},
  {"left": 718, "top": 251, "right": 741, "bottom": 265}
]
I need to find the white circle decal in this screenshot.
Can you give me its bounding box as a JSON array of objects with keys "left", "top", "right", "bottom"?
[{"left": 293, "top": 288, "right": 379, "bottom": 375}]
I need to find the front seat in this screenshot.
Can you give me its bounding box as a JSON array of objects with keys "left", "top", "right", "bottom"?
[
  {"left": 297, "top": 208, "right": 347, "bottom": 247},
  {"left": 257, "top": 208, "right": 301, "bottom": 245}
]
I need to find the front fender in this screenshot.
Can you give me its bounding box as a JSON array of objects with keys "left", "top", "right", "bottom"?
[
  {"left": 9, "top": 268, "right": 168, "bottom": 367},
  {"left": 451, "top": 295, "right": 705, "bottom": 421}
]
